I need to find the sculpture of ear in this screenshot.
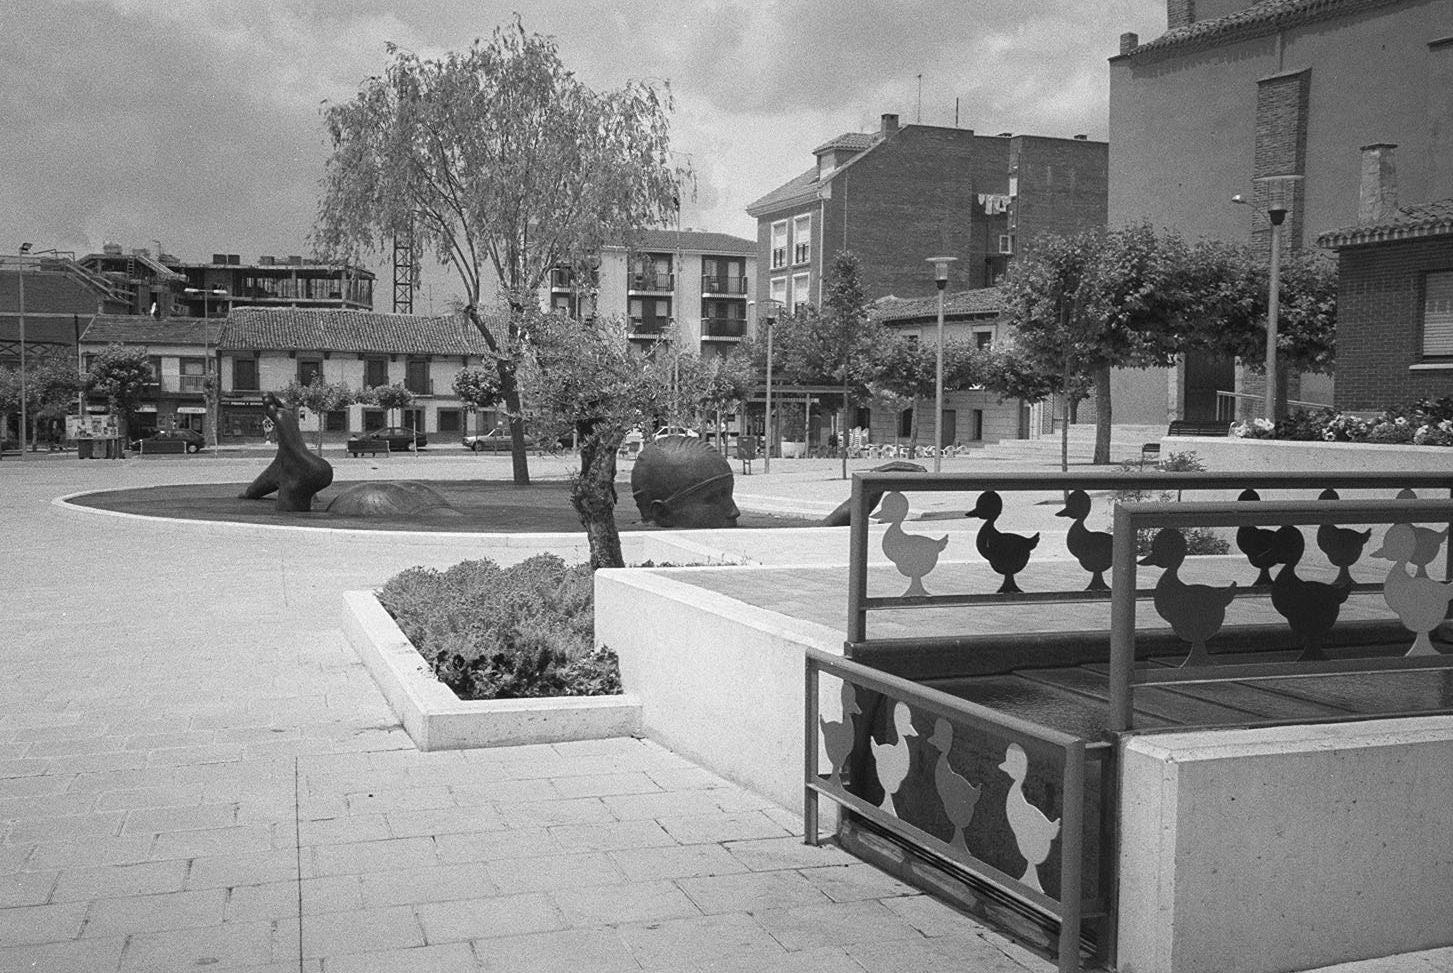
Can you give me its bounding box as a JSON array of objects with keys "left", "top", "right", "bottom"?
[{"left": 648, "top": 499, "right": 674, "bottom": 526}]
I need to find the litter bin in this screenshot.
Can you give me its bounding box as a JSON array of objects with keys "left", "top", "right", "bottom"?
[{"left": 77, "top": 439, "right": 94, "bottom": 459}]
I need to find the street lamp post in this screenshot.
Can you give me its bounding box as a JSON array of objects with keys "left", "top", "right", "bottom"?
[
  {"left": 16, "top": 243, "right": 31, "bottom": 458},
  {"left": 925, "top": 256, "right": 957, "bottom": 473},
  {"left": 1233, "top": 175, "right": 1302, "bottom": 421},
  {"left": 749, "top": 298, "right": 783, "bottom": 474}
]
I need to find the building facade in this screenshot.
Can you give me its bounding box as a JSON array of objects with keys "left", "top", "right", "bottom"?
[
  {"left": 215, "top": 308, "right": 489, "bottom": 442},
  {"left": 79, "top": 316, "right": 222, "bottom": 440},
  {"left": 1108, "top": 0, "right": 1453, "bottom": 421},
  {"left": 745, "top": 114, "right": 1107, "bottom": 309},
  {"left": 547, "top": 229, "right": 756, "bottom": 360}
]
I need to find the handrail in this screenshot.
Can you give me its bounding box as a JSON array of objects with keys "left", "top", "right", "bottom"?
[{"left": 1215, "top": 389, "right": 1330, "bottom": 420}]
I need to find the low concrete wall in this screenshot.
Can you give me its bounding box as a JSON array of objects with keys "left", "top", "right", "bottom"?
[
  {"left": 1165, "top": 436, "right": 1453, "bottom": 474},
  {"left": 1118, "top": 716, "right": 1453, "bottom": 973},
  {"left": 595, "top": 568, "right": 843, "bottom": 816},
  {"left": 343, "top": 591, "right": 641, "bottom": 750}
]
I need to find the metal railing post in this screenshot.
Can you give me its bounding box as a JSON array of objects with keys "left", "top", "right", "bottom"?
[{"left": 1108, "top": 505, "right": 1138, "bottom": 733}]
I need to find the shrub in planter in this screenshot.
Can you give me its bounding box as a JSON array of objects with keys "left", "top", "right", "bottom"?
[{"left": 376, "top": 554, "right": 622, "bottom": 701}]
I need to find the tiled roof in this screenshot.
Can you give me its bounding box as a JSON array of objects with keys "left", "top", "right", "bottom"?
[
  {"left": 811, "top": 132, "right": 879, "bottom": 155},
  {"left": 82, "top": 314, "right": 223, "bottom": 346},
  {"left": 1121, "top": 0, "right": 1407, "bottom": 59},
  {"left": 217, "top": 308, "right": 490, "bottom": 355},
  {"left": 613, "top": 229, "right": 756, "bottom": 255},
  {"left": 745, "top": 167, "right": 822, "bottom": 217},
  {"left": 1316, "top": 199, "right": 1453, "bottom": 249},
  {"left": 870, "top": 288, "right": 1005, "bottom": 324}
]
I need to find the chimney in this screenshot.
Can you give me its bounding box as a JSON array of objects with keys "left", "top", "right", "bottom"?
[
  {"left": 1358, "top": 143, "right": 1398, "bottom": 225},
  {"left": 881, "top": 113, "right": 899, "bottom": 135},
  {"left": 1167, "top": 0, "right": 1196, "bottom": 29},
  {"left": 1120, "top": 32, "right": 1140, "bottom": 55}
]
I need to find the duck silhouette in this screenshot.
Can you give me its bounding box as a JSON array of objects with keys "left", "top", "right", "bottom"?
[
  {"left": 1315, "top": 489, "right": 1372, "bottom": 586},
  {"left": 966, "top": 491, "right": 1039, "bottom": 594},
  {"left": 1139, "top": 528, "right": 1238, "bottom": 667},
  {"left": 1394, "top": 489, "right": 1449, "bottom": 579},
  {"left": 877, "top": 491, "right": 949, "bottom": 597},
  {"left": 1056, "top": 490, "right": 1112, "bottom": 592},
  {"left": 927, "top": 719, "right": 982, "bottom": 854},
  {"left": 999, "top": 743, "right": 1060, "bottom": 894},
  {"left": 871, "top": 702, "right": 918, "bottom": 816},
  {"left": 1269, "top": 525, "right": 1351, "bottom": 661},
  {"left": 1235, "top": 488, "right": 1279, "bottom": 586},
  {"left": 819, "top": 679, "right": 862, "bottom": 790},
  {"left": 1372, "top": 523, "right": 1453, "bottom": 656}
]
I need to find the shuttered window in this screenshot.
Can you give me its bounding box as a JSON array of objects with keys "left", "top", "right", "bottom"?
[{"left": 1424, "top": 271, "right": 1453, "bottom": 358}]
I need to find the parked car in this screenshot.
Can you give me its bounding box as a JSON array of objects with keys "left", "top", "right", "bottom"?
[
  {"left": 347, "top": 426, "right": 427, "bottom": 452},
  {"left": 462, "top": 429, "right": 537, "bottom": 453},
  {"left": 653, "top": 425, "right": 700, "bottom": 440},
  {"left": 130, "top": 429, "right": 206, "bottom": 453}
]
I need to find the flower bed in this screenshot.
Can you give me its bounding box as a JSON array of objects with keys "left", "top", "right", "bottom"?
[{"left": 1230, "top": 395, "right": 1453, "bottom": 447}]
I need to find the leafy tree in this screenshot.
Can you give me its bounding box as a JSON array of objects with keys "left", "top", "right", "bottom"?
[
  {"left": 452, "top": 365, "right": 505, "bottom": 436},
  {"left": 364, "top": 382, "right": 416, "bottom": 433},
  {"left": 313, "top": 18, "right": 691, "bottom": 485},
  {"left": 524, "top": 310, "right": 672, "bottom": 569},
  {"left": 277, "top": 376, "right": 357, "bottom": 452},
  {"left": 869, "top": 331, "right": 982, "bottom": 451},
  {"left": 819, "top": 251, "right": 879, "bottom": 477},
  {"left": 84, "top": 344, "right": 152, "bottom": 444}
]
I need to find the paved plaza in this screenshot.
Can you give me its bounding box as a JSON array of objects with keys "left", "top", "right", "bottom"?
[{"left": 2, "top": 450, "right": 1451, "bottom": 972}]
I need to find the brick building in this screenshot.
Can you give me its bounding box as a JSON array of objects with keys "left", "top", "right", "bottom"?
[
  {"left": 1108, "top": 0, "right": 1453, "bottom": 422},
  {"left": 1317, "top": 192, "right": 1453, "bottom": 411},
  {"left": 79, "top": 316, "right": 222, "bottom": 440},
  {"left": 745, "top": 114, "right": 1107, "bottom": 309}
]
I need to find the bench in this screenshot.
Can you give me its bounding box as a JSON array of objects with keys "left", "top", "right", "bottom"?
[
  {"left": 347, "top": 441, "right": 391, "bottom": 458},
  {"left": 1140, "top": 419, "right": 1230, "bottom": 467},
  {"left": 137, "top": 438, "right": 191, "bottom": 455}
]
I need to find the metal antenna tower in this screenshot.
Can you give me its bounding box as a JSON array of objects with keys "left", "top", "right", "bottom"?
[{"left": 392, "top": 223, "right": 416, "bottom": 314}]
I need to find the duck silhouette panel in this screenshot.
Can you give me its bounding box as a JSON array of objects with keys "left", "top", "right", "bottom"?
[
  {"left": 1315, "top": 489, "right": 1372, "bottom": 587},
  {"left": 1056, "top": 489, "right": 1112, "bottom": 591},
  {"left": 1235, "top": 489, "right": 1279, "bottom": 586},
  {"left": 1394, "top": 489, "right": 1449, "bottom": 579},
  {"left": 967, "top": 491, "right": 1039, "bottom": 594},
  {"left": 819, "top": 678, "right": 862, "bottom": 790},
  {"left": 877, "top": 492, "right": 949, "bottom": 598},
  {"left": 928, "top": 719, "right": 983, "bottom": 855},
  {"left": 999, "top": 742, "right": 1060, "bottom": 894},
  {"left": 871, "top": 701, "right": 918, "bottom": 817},
  {"left": 1373, "top": 523, "right": 1453, "bottom": 656},
  {"left": 1140, "top": 528, "right": 1238, "bottom": 667},
  {"left": 1269, "top": 525, "right": 1351, "bottom": 661}
]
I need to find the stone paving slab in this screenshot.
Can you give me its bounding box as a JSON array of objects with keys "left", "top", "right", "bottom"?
[{"left": 3, "top": 454, "right": 1450, "bottom": 972}]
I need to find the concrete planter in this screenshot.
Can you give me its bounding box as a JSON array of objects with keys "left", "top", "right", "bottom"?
[
  {"left": 342, "top": 590, "right": 640, "bottom": 751},
  {"left": 1166, "top": 435, "right": 1453, "bottom": 474}
]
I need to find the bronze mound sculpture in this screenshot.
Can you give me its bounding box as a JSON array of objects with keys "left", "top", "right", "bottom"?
[
  {"left": 239, "top": 392, "right": 334, "bottom": 512},
  {"left": 630, "top": 435, "right": 739, "bottom": 529},
  {"left": 326, "top": 481, "right": 461, "bottom": 518}
]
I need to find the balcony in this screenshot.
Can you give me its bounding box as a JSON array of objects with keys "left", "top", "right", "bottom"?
[
  {"left": 550, "top": 267, "right": 598, "bottom": 290},
  {"left": 179, "top": 375, "right": 208, "bottom": 394},
  {"left": 701, "top": 317, "right": 746, "bottom": 339},
  {"left": 404, "top": 378, "right": 434, "bottom": 396},
  {"left": 701, "top": 276, "right": 748, "bottom": 296},
  {"left": 628, "top": 272, "right": 674, "bottom": 293},
  {"left": 628, "top": 317, "right": 669, "bottom": 337}
]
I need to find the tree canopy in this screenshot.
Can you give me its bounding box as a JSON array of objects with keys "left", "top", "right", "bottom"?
[
  {"left": 312, "top": 17, "right": 692, "bottom": 483},
  {"left": 84, "top": 344, "right": 152, "bottom": 441}
]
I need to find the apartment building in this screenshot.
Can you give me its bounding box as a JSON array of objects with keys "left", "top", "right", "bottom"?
[{"left": 547, "top": 229, "right": 756, "bottom": 359}]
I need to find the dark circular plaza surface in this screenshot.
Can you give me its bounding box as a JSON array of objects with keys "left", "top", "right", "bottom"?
[{"left": 66, "top": 480, "right": 820, "bottom": 533}]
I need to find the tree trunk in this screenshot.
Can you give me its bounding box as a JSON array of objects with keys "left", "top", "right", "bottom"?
[
  {"left": 1093, "top": 364, "right": 1113, "bottom": 465},
  {"left": 571, "top": 434, "right": 624, "bottom": 569},
  {"left": 1060, "top": 395, "right": 1070, "bottom": 474}
]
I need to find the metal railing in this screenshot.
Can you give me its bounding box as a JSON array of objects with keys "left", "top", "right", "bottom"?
[
  {"left": 1215, "top": 389, "right": 1331, "bottom": 420},
  {"left": 701, "top": 275, "right": 748, "bottom": 295},
  {"left": 628, "top": 272, "right": 673, "bottom": 292},
  {"left": 700, "top": 316, "right": 746, "bottom": 338},
  {"left": 806, "top": 648, "right": 1102, "bottom": 973}
]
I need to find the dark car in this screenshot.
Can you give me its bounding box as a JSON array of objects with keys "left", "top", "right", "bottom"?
[
  {"left": 462, "top": 429, "right": 537, "bottom": 453},
  {"left": 348, "top": 426, "right": 427, "bottom": 452},
  {"left": 130, "top": 429, "right": 206, "bottom": 454}
]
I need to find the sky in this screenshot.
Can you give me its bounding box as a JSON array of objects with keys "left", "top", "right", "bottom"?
[{"left": 2, "top": 0, "right": 1165, "bottom": 312}]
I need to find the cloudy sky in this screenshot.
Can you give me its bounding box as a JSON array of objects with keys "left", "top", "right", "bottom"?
[{"left": 3, "top": 0, "right": 1164, "bottom": 311}]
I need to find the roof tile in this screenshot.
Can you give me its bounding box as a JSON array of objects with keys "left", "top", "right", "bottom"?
[
  {"left": 1316, "top": 198, "right": 1453, "bottom": 249},
  {"left": 216, "top": 308, "right": 489, "bottom": 355}
]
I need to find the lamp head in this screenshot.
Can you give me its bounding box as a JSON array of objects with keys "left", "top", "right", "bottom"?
[
  {"left": 926, "top": 255, "right": 957, "bottom": 289},
  {"left": 1231, "top": 194, "right": 1247, "bottom": 205},
  {"left": 19, "top": 242, "right": 32, "bottom": 254}
]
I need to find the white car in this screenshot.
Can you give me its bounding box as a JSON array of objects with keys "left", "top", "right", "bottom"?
[{"left": 653, "top": 426, "right": 700, "bottom": 440}]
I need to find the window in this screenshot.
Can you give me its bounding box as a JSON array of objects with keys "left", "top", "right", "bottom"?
[
  {"left": 297, "top": 358, "right": 323, "bottom": 386},
  {"left": 998, "top": 234, "right": 1015, "bottom": 255},
  {"left": 402, "top": 407, "right": 425, "bottom": 431},
  {"left": 232, "top": 356, "right": 258, "bottom": 391},
  {"left": 405, "top": 358, "right": 431, "bottom": 394},
  {"left": 324, "top": 410, "right": 348, "bottom": 433},
  {"left": 769, "top": 277, "right": 787, "bottom": 309},
  {"left": 899, "top": 408, "right": 914, "bottom": 438},
  {"left": 363, "top": 409, "right": 385, "bottom": 431},
  {"left": 437, "top": 409, "right": 463, "bottom": 433},
  {"left": 1423, "top": 271, "right": 1453, "bottom": 358},
  {"left": 792, "top": 214, "right": 811, "bottom": 265},
  {"left": 364, "top": 357, "right": 389, "bottom": 388},
  {"left": 770, "top": 221, "right": 788, "bottom": 270},
  {"left": 146, "top": 356, "right": 162, "bottom": 387},
  {"left": 180, "top": 357, "right": 206, "bottom": 393},
  {"left": 975, "top": 331, "right": 994, "bottom": 349},
  {"left": 791, "top": 273, "right": 811, "bottom": 311},
  {"left": 629, "top": 298, "right": 670, "bottom": 333}
]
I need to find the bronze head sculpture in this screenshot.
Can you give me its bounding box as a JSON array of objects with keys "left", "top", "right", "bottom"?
[{"left": 631, "top": 434, "right": 739, "bottom": 529}]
